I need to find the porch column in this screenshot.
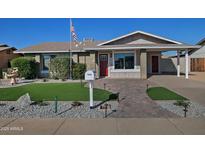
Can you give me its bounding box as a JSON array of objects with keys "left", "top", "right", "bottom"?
[
  {"left": 140, "top": 49, "right": 147, "bottom": 79},
  {"left": 177, "top": 51, "right": 180, "bottom": 77},
  {"left": 185, "top": 49, "right": 189, "bottom": 79}
]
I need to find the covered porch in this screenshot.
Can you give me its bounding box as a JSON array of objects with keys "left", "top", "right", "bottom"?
[
  {"left": 82, "top": 31, "right": 202, "bottom": 79},
  {"left": 88, "top": 44, "right": 200, "bottom": 79}
]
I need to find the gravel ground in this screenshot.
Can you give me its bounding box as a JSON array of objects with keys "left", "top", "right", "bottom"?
[
  {"left": 0, "top": 101, "right": 118, "bottom": 118},
  {"left": 156, "top": 100, "right": 205, "bottom": 117}
]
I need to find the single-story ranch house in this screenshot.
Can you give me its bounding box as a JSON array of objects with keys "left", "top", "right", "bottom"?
[{"left": 14, "top": 31, "right": 201, "bottom": 79}]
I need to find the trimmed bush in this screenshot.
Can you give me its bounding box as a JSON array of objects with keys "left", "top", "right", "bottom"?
[
  {"left": 49, "top": 57, "right": 70, "bottom": 80},
  {"left": 72, "top": 63, "right": 86, "bottom": 80},
  {"left": 11, "top": 57, "right": 37, "bottom": 79}
]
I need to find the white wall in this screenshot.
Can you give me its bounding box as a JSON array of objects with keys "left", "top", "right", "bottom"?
[{"left": 160, "top": 57, "right": 191, "bottom": 73}]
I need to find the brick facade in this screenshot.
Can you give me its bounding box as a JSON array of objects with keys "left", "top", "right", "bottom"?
[{"left": 0, "top": 49, "right": 21, "bottom": 69}]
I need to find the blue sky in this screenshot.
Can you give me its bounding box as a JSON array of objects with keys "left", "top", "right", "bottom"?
[{"left": 1, "top": 18, "right": 205, "bottom": 51}]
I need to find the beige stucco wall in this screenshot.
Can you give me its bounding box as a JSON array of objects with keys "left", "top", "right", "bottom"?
[
  {"left": 109, "top": 71, "right": 140, "bottom": 78},
  {"left": 74, "top": 52, "right": 98, "bottom": 77},
  {"left": 140, "top": 50, "right": 147, "bottom": 79},
  {"left": 33, "top": 52, "right": 98, "bottom": 78},
  {"left": 77, "top": 52, "right": 97, "bottom": 70},
  {"left": 105, "top": 33, "right": 174, "bottom": 45},
  {"left": 30, "top": 50, "right": 173, "bottom": 79}
]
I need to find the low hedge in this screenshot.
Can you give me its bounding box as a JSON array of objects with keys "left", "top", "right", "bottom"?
[
  {"left": 72, "top": 63, "right": 86, "bottom": 80},
  {"left": 11, "top": 57, "right": 37, "bottom": 79}
]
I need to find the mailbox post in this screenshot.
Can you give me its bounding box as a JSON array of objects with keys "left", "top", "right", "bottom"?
[
  {"left": 89, "top": 80, "right": 93, "bottom": 108},
  {"left": 85, "top": 70, "right": 95, "bottom": 109}
]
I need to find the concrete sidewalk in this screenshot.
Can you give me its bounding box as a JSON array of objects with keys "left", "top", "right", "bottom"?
[{"left": 0, "top": 118, "right": 204, "bottom": 135}]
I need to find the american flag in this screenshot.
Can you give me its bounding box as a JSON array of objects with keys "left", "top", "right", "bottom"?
[{"left": 70, "top": 20, "right": 78, "bottom": 43}]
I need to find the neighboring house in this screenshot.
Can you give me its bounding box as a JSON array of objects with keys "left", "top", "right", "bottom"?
[
  {"left": 190, "top": 38, "right": 205, "bottom": 72},
  {"left": 0, "top": 44, "right": 20, "bottom": 69},
  {"left": 14, "top": 31, "right": 200, "bottom": 79}
]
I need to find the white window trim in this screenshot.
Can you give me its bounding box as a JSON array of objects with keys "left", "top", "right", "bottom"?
[
  {"left": 111, "top": 69, "right": 140, "bottom": 73},
  {"left": 112, "top": 51, "right": 137, "bottom": 70}
]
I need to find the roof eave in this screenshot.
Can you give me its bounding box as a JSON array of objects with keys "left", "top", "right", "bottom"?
[
  {"left": 13, "top": 50, "right": 85, "bottom": 54},
  {"left": 85, "top": 45, "right": 201, "bottom": 51},
  {"left": 197, "top": 38, "right": 205, "bottom": 45},
  {"left": 97, "top": 30, "right": 183, "bottom": 46}
]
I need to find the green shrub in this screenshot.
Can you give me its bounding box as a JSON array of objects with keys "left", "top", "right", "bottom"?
[
  {"left": 72, "top": 63, "right": 86, "bottom": 80},
  {"left": 49, "top": 57, "right": 70, "bottom": 80},
  {"left": 11, "top": 57, "right": 37, "bottom": 79}
]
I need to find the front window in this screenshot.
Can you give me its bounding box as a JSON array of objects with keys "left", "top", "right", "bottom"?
[
  {"left": 42, "top": 55, "right": 56, "bottom": 71},
  {"left": 42, "top": 55, "right": 50, "bottom": 71},
  {"left": 114, "top": 53, "right": 134, "bottom": 69}
]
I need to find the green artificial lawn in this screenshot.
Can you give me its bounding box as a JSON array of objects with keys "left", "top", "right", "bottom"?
[
  {"left": 147, "top": 87, "right": 187, "bottom": 100},
  {"left": 0, "top": 83, "right": 112, "bottom": 101}
]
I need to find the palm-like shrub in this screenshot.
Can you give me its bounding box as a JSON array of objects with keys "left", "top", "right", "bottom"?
[{"left": 174, "top": 100, "right": 190, "bottom": 117}]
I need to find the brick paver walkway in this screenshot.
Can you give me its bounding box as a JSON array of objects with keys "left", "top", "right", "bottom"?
[{"left": 94, "top": 79, "right": 177, "bottom": 118}]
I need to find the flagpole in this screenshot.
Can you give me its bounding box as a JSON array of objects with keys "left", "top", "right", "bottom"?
[{"left": 69, "top": 18, "right": 72, "bottom": 79}]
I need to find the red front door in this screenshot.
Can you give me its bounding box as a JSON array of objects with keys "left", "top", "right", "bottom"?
[{"left": 100, "top": 54, "right": 108, "bottom": 77}]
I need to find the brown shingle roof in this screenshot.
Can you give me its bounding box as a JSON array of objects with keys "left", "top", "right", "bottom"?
[
  {"left": 17, "top": 41, "right": 104, "bottom": 53},
  {"left": 15, "top": 41, "right": 200, "bottom": 54}
]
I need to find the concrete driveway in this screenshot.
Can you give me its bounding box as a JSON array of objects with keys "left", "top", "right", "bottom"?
[
  {"left": 190, "top": 72, "right": 205, "bottom": 83},
  {"left": 94, "top": 79, "right": 177, "bottom": 118},
  {"left": 149, "top": 75, "right": 205, "bottom": 107}
]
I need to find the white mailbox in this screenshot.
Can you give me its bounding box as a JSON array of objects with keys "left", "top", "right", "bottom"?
[
  {"left": 85, "top": 70, "right": 95, "bottom": 81},
  {"left": 85, "top": 70, "right": 95, "bottom": 109}
]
